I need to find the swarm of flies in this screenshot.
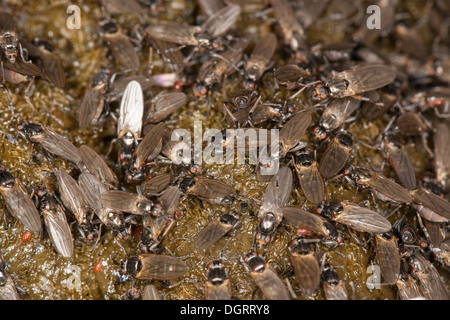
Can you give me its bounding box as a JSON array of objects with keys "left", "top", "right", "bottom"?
[{"left": 0, "top": 0, "right": 449, "bottom": 301}]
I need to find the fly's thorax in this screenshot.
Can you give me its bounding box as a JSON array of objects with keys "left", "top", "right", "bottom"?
[
  {"left": 179, "top": 176, "right": 196, "bottom": 194},
  {"left": 220, "top": 210, "right": 241, "bottom": 225},
  {"left": 317, "top": 202, "right": 343, "bottom": 220},
  {"left": 121, "top": 255, "right": 141, "bottom": 277},
  {"left": 289, "top": 238, "right": 315, "bottom": 255},
  {"left": 321, "top": 263, "right": 340, "bottom": 285},
  {"left": 336, "top": 132, "right": 353, "bottom": 147},
  {"left": 243, "top": 252, "right": 266, "bottom": 273},
  {"left": 206, "top": 260, "right": 228, "bottom": 285},
  {"left": 16, "top": 120, "right": 44, "bottom": 138},
  {"left": 0, "top": 168, "right": 15, "bottom": 188},
  {"left": 294, "top": 150, "right": 314, "bottom": 168}
]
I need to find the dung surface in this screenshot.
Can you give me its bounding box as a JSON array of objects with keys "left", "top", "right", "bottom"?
[{"left": 0, "top": 0, "right": 448, "bottom": 300}]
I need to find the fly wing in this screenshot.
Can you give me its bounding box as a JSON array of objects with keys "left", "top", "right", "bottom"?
[
  {"left": 3, "top": 58, "right": 41, "bottom": 77},
  {"left": 319, "top": 138, "right": 351, "bottom": 179},
  {"left": 103, "top": 32, "right": 140, "bottom": 70},
  {"left": 251, "top": 266, "right": 291, "bottom": 300},
  {"left": 201, "top": 4, "right": 241, "bottom": 38},
  {"left": 279, "top": 112, "right": 311, "bottom": 155},
  {"left": 0, "top": 181, "right": 42, "bottom": 233},
  {"left": 290, "top": 252, "right": 320, "bottom": 295},
  {"left": 56, "top": 169, "right": 89, "bottom": 225},
  {"left": 269, "top": 0, "right": 305, "bottom": 49},
  {"left": 0, "top": 276, "right": 20, "bottom": 300},
  {"left": 260, "top": 166, "right": 293, "bottom": 215},
  {"left": 135, "top": 122, "right": 165, "bottom": 166},
  {"left": 159, "top": 186, "right": 181, "bottom": 216},
  {"left": 149, "top": 38, "right": 184, "bottom": 70},
  {"left": 190, "top": 177, "right": 236, "bottom": 204},
  {"left": 369, "top": 171, "right": 413, "bottom": 203},
  {"left": 145, "top": 23, "right": 201, "bottom": 46},
  {"left": 323, "top": 282, "right": 348, "bottom": 300},
  {"left": 297, "top": 164, "right": 325, "bottom": 204},
  {"left": 434, "top": 123, "right": 450, "bottom": 184},
  {"left": 145, "top": 92, "right": 186, "bottom": 124},
  {"left": 139, "top": 173, "right": 171, "bottom": 196},
  {"left": 42, "top": 206, "right": 74, "bottom": 258},
  {"left": 193, "top": 217, "right": 231, "bottom": 250},
  {"left": 138, "top": 254, "right": 188, "bottom": 280},
  {"left": 245, "top": 32, "right": 277, "bottom": 80},
  {"left": 375, "top": 235, "right": 400, "bottom": 284},
  {"left": 117, "top": 80, "right": 144, "bottom": 139},
  {"left": 79, "top": 145, "right": 118, "bottom": 187},
  {"left": 78, "top": 173, "right": 109, "bottom": 224},
  {"left": 336, "top": 202, "right": 392, "bottom": 233},
  {"left": 336, "top": 65, "right": 396, "bottom": 95},
  {"left": 38, "top": 128, "right": 82, "bottom": 165},
  {"left": 99, "top": 191, "right": 148, "bottom": 215},
  {"left": 78, "top": 86, "right": 104, "bottom": 130},
  {"left": 387, "top": 147, "right": 416, "bottom": 190},
  {"left": 410, "top": 187, "right": 450, "bottom": 220},
  {"left": 282, "top": 207, "right": 329, "bottom": 237}
]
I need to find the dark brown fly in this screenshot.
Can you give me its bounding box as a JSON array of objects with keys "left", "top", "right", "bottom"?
[
  {"left": 289, "top": 238, "right": 320, "bottom": 296},
  {"left": 205, "top": 259, "right": 232, "bottom": 300},
  {"left": 243, "top": 32, "right": 277, "bottom": 89},
  {"left": 139, "top": 186, "right": 180, "bottom": 253},
  {"left": 278, "top": 112, "right": 311, "bottom": 157},
  {"left": 395, "top": 261, "right": 422, "bottom": 300},
  {"left": 144, "top": 92, "right": 186, "bottom": 124},
  {"left": 55, "top": 169, "right": 98, "bottom": 241},
  {"left": 193, "top": 210, "right": 241, "bottom": 251},
  {"left": 409, "top": 252, "right": 449, "bottom": 300},
  {"left": 223, "top": 89, "right": 259, "bottom": 127},
  {"left": 78, "top": 66, "right": 112, "bottom": 130},
  {"left": 17, "top": 120, "right": 82, "bottom": 166},
  {"left": 98, "top": 18, "right": 140, "bottom": 70},
  {"left": 282, "top": 206, "right": 340, "bottom": 243},
  {"left": 194, "top": 33, "right": 251, "bottom": 97},
  {"left": 78, "top": 173, "right": 131, "bottom": 240},
  {"left": 375, "top": 233, "right": 400, "bottom": 284},
  {"left": 273, "top": 64, "right": 311, "bottom": 90},
  {"left": 99, "top": 190, "right": 157, "bottom": 216},
  {"left": 313, "top": 98, "right": 360, "bottom": 140},
  {"left": 321, "top": 263, "right": 348, "bottom": 300},
  {"left": 396, "top": 112, "right": 428, "bottom": 136},
  {"left": 381, "top": 132, "right": 416, "bottom": 190},
  {"left": 410, "top": 187, "right": 450, "bottom": 222},
  {"left": 346, "top": 167, "right": 413, "bottom": 204},
  {"left": 0, "top": 11, "right": 41, "bottom": 83},
  {"left": 21, "top": 38, "right": 65, "bottom": 88},
  {"left": 314, "top": 65, "right": 396, "bottom": 100},
  {"left": 120, "top": 254, "right": 188, "bottom": 281},
  {"left": 126, "top": 122, "right": 165, "bottom": 181},
  {"left": 242, "top": 251, "right": 291, "bottom": 300},
  {"left": 36, "top": 188, "right": 74, "bottom": 258},
  {"left": 145, "top": 4, "right": 240, "bottom": 50},
  {"left": 179, "top": 176, "right": 236, "bottom": 205},
  {"left": 269, "top": 0, "right": 306, "bottom": 55},
  {"left": 319, "top": 131, "right": 353, "bottom": 179},
  {"left": 0, "top": 166, "right": 42, "bottom": 233},
  {"left": 255, "top": 166, "right": 293, "bottom": 246},
  {"left": 78, "top": 145, "right": 119, "bottom": 188},
  {"left": 318, "top": 201, "right": 392, "bottom": 233},
  {"left": 294, "top": 150, "right": 326, "bottom": 204}
]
